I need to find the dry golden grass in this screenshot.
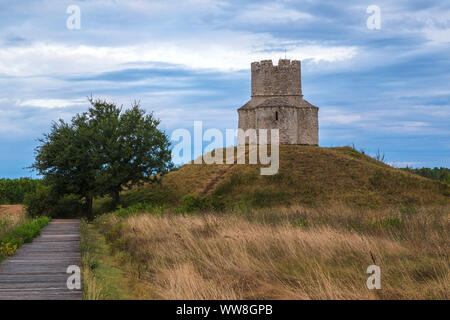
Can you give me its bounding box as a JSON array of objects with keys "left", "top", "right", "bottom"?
[
  {"left": 97, "top": 205, "right": 449, "bottom": 300},
  {"left": 0, "top": 205, "right": 26, "bottom": 238},
  {"left": 81, "top": 251, "right": 103, "bottom": 300}
]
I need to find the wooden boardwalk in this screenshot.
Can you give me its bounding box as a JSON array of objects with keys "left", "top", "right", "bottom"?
[{"left": 0, "top": 219, "right": 82, "bottom": 300}]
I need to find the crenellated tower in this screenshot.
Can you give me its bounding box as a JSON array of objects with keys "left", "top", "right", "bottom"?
[
  {"left": 251, "top": 59, "right": 302, "bottom": 97},
  {"left": 238, "top": 59, "right": 318, "bottom": 145}
]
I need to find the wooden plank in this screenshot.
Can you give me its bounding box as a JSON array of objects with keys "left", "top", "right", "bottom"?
[
  {"left": 0, "top": 282, "right": 69, "bottom": 289},
  {"left": 0, "top": 295, "right": 81, "bottom": 300},
  {"left": 0, "top": 219, "right": 82, "bottom": 300},
  {"left": 0, "top": 274, "right": 69, "bottom": 283}
]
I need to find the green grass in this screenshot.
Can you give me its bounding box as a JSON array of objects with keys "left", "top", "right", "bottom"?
[
  {"left": 0, "top": 217, "right": 50, "bottom": 260},
  {"left": 81, "top": 220, "right": 152, "bottom": 300}
]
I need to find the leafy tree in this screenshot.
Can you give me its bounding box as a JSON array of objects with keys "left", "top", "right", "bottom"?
[
  {"left": 0, "top": 178, "right": 42, "bottom": 204},
  {"left": 84, "top": 98, "right": 173, "bottom": 206},
  {"left": 32, "top": 98, "right": 173, "bottom": 218},
  {"left": 32, "top": 118, "right": 99, "bottom": 217}
]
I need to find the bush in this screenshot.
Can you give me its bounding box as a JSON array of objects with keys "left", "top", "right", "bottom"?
[
  {"left": 24, "top": 185, "right": 84, "bottom": 218},
  {"left": 114, "top": 203, "right": 166, "bottom": 218},
  {"left": 175, "top": 194, "right": 208, "bottom": 213},
  {"left": 23, "top": 185, "right": 53, "bottom": 218},
  {"left": 175, "top": 194, "right": 225, "bottom": 213},
  {"left": 0, "top": 217, "right": 50, "bottom": 259},
  {"left": 0, "top": 178, "right": 43, "bottom": 204},
  {"left": 243, "top": 189, "right": 290, "bottom": 208},
  {"left": 50, "top": 194, "right": 85, "bottom": 218}
]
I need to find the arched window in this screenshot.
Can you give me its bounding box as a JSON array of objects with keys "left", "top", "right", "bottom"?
[{"left": 275, "top": 111, "right": 279, "bottom": 121}]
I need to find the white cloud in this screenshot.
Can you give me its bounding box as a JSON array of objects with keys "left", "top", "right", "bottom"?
[
  {"left": 423, "top": 27, "right": 450, "bottom": 44},
  {"left": 0, "top": 37, "right": 358, "bottom": 77},
  {"left": 322, "top": 114, "right": 362, "bottom": 125},
  {"left": 17, "top": 98, "right": 87, "bottom": 109},
  {"left": 321, "top": 109, "right": 362, "bottom": 125},
  {"left": 237, "top": 3, "right": 313, "bottom": 23},
  {"left": 388, "top": 161, "right": 423, "bottom": 168}
]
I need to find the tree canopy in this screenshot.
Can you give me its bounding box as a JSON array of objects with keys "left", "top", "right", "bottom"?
[{"left": 32, "top": 98, "right": 173, "bottom": 218}]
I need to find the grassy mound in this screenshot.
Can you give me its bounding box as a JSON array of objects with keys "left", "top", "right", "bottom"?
[{"left": 118, "top": 145, "right": 449, "bottom": 210}]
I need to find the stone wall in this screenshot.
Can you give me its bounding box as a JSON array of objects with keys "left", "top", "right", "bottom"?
[
  {"left": 296, "top": 106, "right": 318, "bottom": 145},
  {"left": 251, "top": 59, "right": 302, "bottom": 97},
  {"left": 254, "top": 107, "right": 298, "bottom": 144}
]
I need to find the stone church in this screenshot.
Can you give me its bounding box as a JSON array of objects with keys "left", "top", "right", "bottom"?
[{"left": 238, "top": 59, "right": 319, "bottom": 145}]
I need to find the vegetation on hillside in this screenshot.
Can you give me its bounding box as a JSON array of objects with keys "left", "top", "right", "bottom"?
[
  {"left": 107, "top": 146, "right": 449, "bottom": 213},
  {"left": 401, "top": 167, "right": 449, "bottom": 184}
]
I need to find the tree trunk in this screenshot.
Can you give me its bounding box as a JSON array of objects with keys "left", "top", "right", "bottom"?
[
  {"left": 86, "top": 196, "right": 93, "bottom": 220},
  {"left": 112, "top": 189, "right": 121, "bottom": 209}
]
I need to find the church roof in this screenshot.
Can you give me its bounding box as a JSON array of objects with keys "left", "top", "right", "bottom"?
[{"left": 238, "top": 97, "right": 318, "bottom": 110}]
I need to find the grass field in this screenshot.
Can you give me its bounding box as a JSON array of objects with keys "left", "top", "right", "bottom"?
[
  {"left": 0, "top": 205, "right": 26, "bottom": 238},
  {"left": 80, "top": 145, "right": 449, "bottom": 299},
  {"left": 83, "top": 204, "right": 449, "bottom": 300}
]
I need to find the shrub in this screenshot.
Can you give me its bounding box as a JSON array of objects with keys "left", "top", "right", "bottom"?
[
  {"left": 244, "top": 189, "right": 290, "bottom": 208},
  {"left": 176, "top": 194, "right": 210, "bottom": 213},
  {"left": 50, "top": 194, "right": 85, "bottom": 218},
  {"left": 174, "top": 194, "right": 226, "bottom": 213},
  {"left": 24, "top": 186, "right": 84, "bottom": 218},
  {"left": 114, "top": 203, "right": 166, "bottom": 218},
  {"left": 0, "top": 217, "right": 50, "bottom": 259},
  {"left": 0, "top": 178, "right": 43, "bottom": 204},
  {"left": 0, "top": 242, "right": 17, "bottom": 256},
  {"left": 23, "top": 185, "right": 53, "bottom": 218}
]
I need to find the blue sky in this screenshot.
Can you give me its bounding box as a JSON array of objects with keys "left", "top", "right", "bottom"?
[{"left": 0, "top": 0, "right": 449, "bottom": 177}]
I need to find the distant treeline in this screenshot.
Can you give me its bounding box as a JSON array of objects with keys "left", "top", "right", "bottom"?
[
  {"left": 0, "top": 178, "right": 43, "bottom": 204},
  {"left": 401, "top": 167, "right": 450, "bottom": 184}
]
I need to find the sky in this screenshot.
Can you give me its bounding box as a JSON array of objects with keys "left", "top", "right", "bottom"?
[{"left": 0, "top": 0, "right": 449, "bottom": 178}]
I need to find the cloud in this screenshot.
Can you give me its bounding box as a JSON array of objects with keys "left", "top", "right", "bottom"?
[
  {"left": 0, "top": 40, "right": 358, "bottom": 77},
  {"left": 388, "top": 161, "right": 424, "bottom": 168},
  {"left": 17, "top": 98, "right": 87, "bottom": 109},
  {"left": 236, "top": 3, "right": 313, "bottom": 23},
  {"left": 321, "top": 109, "right": 362, "bottom": 125},
  {"left": 423, "top": 27, "right": 450, "bottom": 44}
]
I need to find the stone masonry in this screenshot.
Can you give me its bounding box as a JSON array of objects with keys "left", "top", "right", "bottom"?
[{"left": 238, "top": 59, "right": 319, "bottom": 145}]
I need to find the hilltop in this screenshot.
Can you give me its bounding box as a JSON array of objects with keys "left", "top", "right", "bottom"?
[{"left": 120, "top": 145, "right": 449, "bottom": 210}]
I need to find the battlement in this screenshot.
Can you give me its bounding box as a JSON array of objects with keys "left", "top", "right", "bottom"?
[{"left": 251, "top": 59, "right": 302, "bottom": 97}]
